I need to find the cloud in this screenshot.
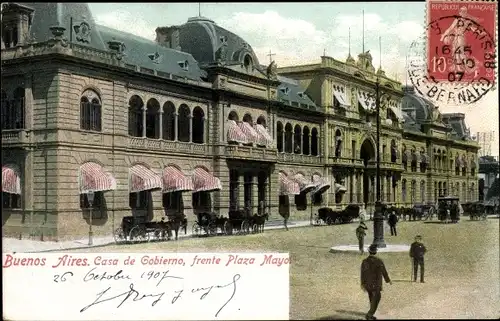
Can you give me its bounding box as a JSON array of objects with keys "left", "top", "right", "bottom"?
[{"left": 94, "top": 10, "right": 156, "bottom": 40}]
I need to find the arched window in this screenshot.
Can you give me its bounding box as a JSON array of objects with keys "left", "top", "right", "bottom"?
[
  {"left": 256, "top": 115, "right": 266, "bottom": 127},
  {"left": 443, "top": 182, "right": 447, "bottom": 197},
  {"left": 80, "top": 89, "right": 102, "bottom": 131},
  {"left": 335, "top": 129, "right": 342, "bottom": 157},
  {"left": 402, "top": 179, "right": 407, "bottom": 203},
  {"left": 146, "top": 98, "right": 160, "bottom": 139},
  {"left": 461, "top": 156, "right": 467, "bottom": 176},
  {"left": 177, "top": 104, "right": 191, "bottom": 142},
  {"left": 192, "top": 107, "right": 205, "bottom": 144},
  {"left": 302, "top": 126, "right": 310, "bottom": 155},
  {"left": 402, "top": 144, "right": 408, "bottom": 170},
  {"left": 411, "top": 148, "right": 417, "bottom": 172},
  {"left": 229, "top": 111, "right": 239, "bottom": 121},
  {"left": 162, "top": 102, "right": 176, "bottom": 140},
  {"left": 390, "top": 139, "right": 397, "bottom": 163},
  {"left": 284, "top": 123, "right": 293, "bottom": 153},
  {"left": 411, "top": 180, "right": 417, "bottom": 203},
  {"left": 438, "top": 181, "right": 442, "bottom": 197},
  {"left": 420, "top": 180, "right": 426, "bottom": 203},
  {"left": 294, "top": 125, "right": 301, "bottom": 154},
  {"left": 243, "top": 54, "right": 253, "bottom": 72},
  {"left": 243, "top": 113, "right": 253, "bottom": 124},
  {"left": 434, "top": 181, "right": 438, "bottom": 201},
  {"left": 311, "top": 127, "right": 318, "bottom": 156},
  {"left": 128, "top": 95, "right": 144, "bottom": 137},
  {"left": 276, "top": 122, "right": 284, "bottom": 152},
  {"left": 462, "top": 182, "right": 466, "bottom": 201}
]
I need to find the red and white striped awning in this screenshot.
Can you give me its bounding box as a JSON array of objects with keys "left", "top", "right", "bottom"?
[
  {"left": 192, "top": 167, "right": 222, "bottom": 193},
  {"left": 162, "top": 166, "right": 193, "bottom": 193},
  {"left": 238, "top": 121, "right": 259, "bottom": 145},
  {"left": 2, "top": 164, "right": 21, "bottom": 195},
  {"left": 129, "top": 164, "right": 163, "bottom": 193},
  {"left": 254, "top": 124, "right": 273, "bottom": 147},
  {"left": 279, "top": 172, "right": 300, "bottom": 196},
  {"left": 293, "top": 173, "right": 316, "bottom": 193},
  {"left": 79, "top": 162, "right": 117, "bottom": 194},
  {"left": 335, "top": 183, "right": 347, "bottom": 193},
  {"left": 312, "top": 174, "right": 331, "bottom": 195},
  {"left": 227, "top": 120, "right": 247, "bottom": 144}
]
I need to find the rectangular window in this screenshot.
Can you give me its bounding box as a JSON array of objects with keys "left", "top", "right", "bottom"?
[
  {"left": 313, "top": 193, "right": 323, "bottom": 206},
  {"left": 294, "top": 192, "right": 307, "bottom": 210},
  {"left": 2, "top": 192, "right": 21, "bottom": 209},
  {"left": 192, "top": 192, "right": 211, "bottom": 212},
  {"left": 129, "top": 191, "right": 149, "bottom": 209},
  {"left": 351, "top": 140, "right": 356, "bottom": 159},
  {"left": 80, "top": 191, "right": 104, "bottom": 209},
  {"left": 162, "top": 192, "right": 181, "bottom": 211}
]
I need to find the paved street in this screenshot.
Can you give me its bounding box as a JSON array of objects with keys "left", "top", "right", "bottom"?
[{"left": 2, "top": 219, "right": 312, "bottom": 253}]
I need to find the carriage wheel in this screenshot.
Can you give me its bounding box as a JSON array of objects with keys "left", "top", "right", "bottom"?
[
  {"left": 114, "top": 227, "right": 125, "bottom": 243},
  {"left": 208, "top": 223, "right": 218, "bottom": 236},
  {"left": 153, "top": 228, "right": 166, "bottom": 242},
  {"left": 325, "top": 217, "right": 333, "bottom": 225},
  {"left": 129, "top": 226, "right": 148, "bottom": 243},
  {"left": 192, "top": 223, "right": 201, "bottom": 237},
  {"left": 241, "top": 220, "right": 251, "bottom": 234},
  {"left": 252, "top": 224, "right": 259, "bottom": 234},
  {"left": 223, "top": 221, "right": 233, "bottom": 235}
]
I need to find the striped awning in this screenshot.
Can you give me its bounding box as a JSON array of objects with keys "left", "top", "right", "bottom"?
[
  {"left": 192, "top": 167, "right": 222, "bottom": 193},
  {"left": 335, "top": 183, "right": 347, "bottom": 193},
  {"left": 2, "top": 164, "right": 21, "bottom": 195},
  {"left": 129, "top": 164, "right": 163, "bottom": 193},
  {"left": 162, "top": 166, "right": 193, "bottom": 193},
  {"left": 227, "top": 120, "right": 247, "bottom": 144},
  {"left": 388, "top": 106, "right": 403, "bottom": 120},
  {"left": 420, "top": 153, "right": 429, "bottom": 164},
  {"left": 79, "top": 162, "right": 117, "bottom": 194},
  {"left": 254, "top": 124, "right": 273, "bottom": 147},
  {"left": 279, "top": 172, "right": 300, "bottom": 196},
  {"left": 312, "top": 174, "right": 331, "bottom": 195},
  {"left": 238, "top": 121, "right": 259, "bottom": 144},
  {"left": 293, "top": 173, "right": 316, "bottom": 193},
  {"left": 357, "top": 91, "right": 376, "bottom": 111}
]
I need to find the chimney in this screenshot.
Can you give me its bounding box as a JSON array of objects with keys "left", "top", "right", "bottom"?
[{"left": 155, "top": 26, "right": 181, "bottom": 51}]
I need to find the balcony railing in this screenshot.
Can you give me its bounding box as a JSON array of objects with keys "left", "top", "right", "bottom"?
[
  {"left": 328, "top": 156, "right": 356, "bottom": 166},
  {"left": 277, "top": 153, "right": 323, "bottom": 164},
  {"left": 224, "top": 145, "right": 278, "bottom": 162},
  {"left": 2, "top": 130, "right": 28, "bottom": 145},
  {"left": 129, "top": 137, "right": 208, "bottom": 154}
]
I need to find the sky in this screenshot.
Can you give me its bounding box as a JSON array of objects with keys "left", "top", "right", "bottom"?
[{"left": 88, "top": 2, "right": 499, "bottom": 156}]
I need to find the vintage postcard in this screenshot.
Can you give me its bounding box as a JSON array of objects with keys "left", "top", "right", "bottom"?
[{"left": 2, "top": 1, "right": 499, "bottom": 320}]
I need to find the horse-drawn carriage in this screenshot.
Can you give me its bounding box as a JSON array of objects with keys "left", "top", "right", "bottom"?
[
  {"left": 436, "top": 196, "right": 461, "bottom": 223},
  {"left": 114, "top": 214, "right": 187, "bottom": 243},
  {"left": 413, "top": 203, "right": 437, "bottom": 220},
  {"left": 462, "top": 201, "right": 487, "bottom": 220},
  {"left": 192, "top": 210, "right": 269, "bottom": 236},
  {"left": 315, "top": 204, "right": 360, "bottom": 225}
]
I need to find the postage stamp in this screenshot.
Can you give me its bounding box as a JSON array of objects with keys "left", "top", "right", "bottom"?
[{"left": 426, "top": 0, "right": 497, "bottom": 84}]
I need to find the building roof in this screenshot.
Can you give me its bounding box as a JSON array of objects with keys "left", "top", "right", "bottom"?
[
  {"left": 172, "top": 16, "right": 261, "bottom": 67},
  {"left": 23, "top": 2, "right": 108, "bottom": 51},
  {"left": 401, "top": 111, "right": 422, "bottom": 133},
  {"left": 96, "top": 25, "right": 205, "bottom": 81},
  {"left": 277, "top": 76, "right": 317, "bottom": 110}
]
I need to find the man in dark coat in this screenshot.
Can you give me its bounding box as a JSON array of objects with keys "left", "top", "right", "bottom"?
[
  {"left": 356, "top": 222, "right": 368, "bottom": 254},
  {"left": 409, "top": 235, "right": 427, "bottom": 283},
  {"left": 361, "top": 244, "right": 392, "bottom": 320},
  {"left": 388, "top": 211, "right": 398, "bottom": 236}
]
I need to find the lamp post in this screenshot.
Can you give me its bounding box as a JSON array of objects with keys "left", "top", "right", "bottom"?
[
  {"left": 372, "top": 77, "right": 387, "bottom": 248},
  {"left": 87, "top": 191, "right": 95, "bottom": 246}
]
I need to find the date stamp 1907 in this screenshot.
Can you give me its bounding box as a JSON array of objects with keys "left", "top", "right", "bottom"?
[{"left": 427, "top": 0, "right": 497, "bottom": 84}]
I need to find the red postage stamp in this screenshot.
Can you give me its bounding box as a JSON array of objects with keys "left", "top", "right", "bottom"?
[{"left": 427, "top": 0, "right": 497, "bottom": 83}]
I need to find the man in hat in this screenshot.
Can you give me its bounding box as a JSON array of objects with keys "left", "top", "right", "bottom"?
[
  {"left": 361, "top": 244, "right": 392, "bottom": 320},
  {"left": 388, "top": 210, "right": 399, "bottom": 236},
  {"left": 409, "top": 235, "right": 427, "bottom": 283},
  {"left": 356, "top": 221, "right": 368, "bottom": 254}
]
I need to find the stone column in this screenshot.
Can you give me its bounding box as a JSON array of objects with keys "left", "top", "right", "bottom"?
[
  {"left": 308, "top": 134, "right": 312, "bottom": 155},
  {"left": 281, "top": 129, "right": 285, "bottom": 152},
  {"left": 251, "top": 174, "right": 259, "bottom": 215},
  {"left": 158, "top": 109, "right": 163, "bottom": 139},
  {"left": 358, "top": 170, "right": 364, "bottom": 205},
  {"left": 141, "top": 106, "right": 147, "bottom": 137},
  {"left": 238, "top": 173, "right": 245, "bottom": 209},
  {"left": 188, "top": 115, "right": 193, "bottom": 142},
  {"left": 317, "top": 135, "right": 321, "bottom": 156},
  {"left": 174, "top": 113, "right": 178, "bottom": 141},
  {"left": 386, "top": 175, "right": 391, "bottom": 203},
  {"left": 291, "top": 133, "right": 294, "bottom": 154}
]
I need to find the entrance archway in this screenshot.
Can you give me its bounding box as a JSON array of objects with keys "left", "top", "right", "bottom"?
[{"left": 360, "top": 139, "right": 376, "bottom": 205}]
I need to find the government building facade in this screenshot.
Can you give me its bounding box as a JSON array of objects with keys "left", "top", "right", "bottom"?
[{"left": 1, "top": 3, "right": 480, "bottom": 240}]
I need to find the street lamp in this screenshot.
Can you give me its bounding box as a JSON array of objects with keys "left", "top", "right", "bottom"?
[
  {"left": 87, "top": 191, "right": 95, "bottom": 246},
  {"left": 372, "top": 77, "right": 387, "bottom": 248}
]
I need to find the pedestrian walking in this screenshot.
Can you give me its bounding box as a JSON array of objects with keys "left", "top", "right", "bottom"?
[
  {"left": 409, "top": 235, "right": 427, "bottom": 283},
  {"left": 356, "top": 222, "right": 368, "bottom": 254},
  {"left": 361, "top": 244, "right": 392, "bottom": 320},
  {"left": 388, "top": 211, "right": 398, "bottom": 236}
]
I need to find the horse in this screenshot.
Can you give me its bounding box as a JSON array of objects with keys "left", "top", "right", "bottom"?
[
  {"left": 251, "top": 213, "right": 269, "bottom": 233},
  {"left": 165, "top": 213, "right": 186, "bottom": 241}
]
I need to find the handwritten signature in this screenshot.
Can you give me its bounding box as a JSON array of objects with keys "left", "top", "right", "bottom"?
[{"left": 80, "top": 274, "right": 241, "bottom": 317}]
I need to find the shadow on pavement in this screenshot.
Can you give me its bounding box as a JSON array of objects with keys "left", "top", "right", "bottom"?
[
  {"left": 316, "top": 313, "right": 362, "bottom": 320},
  {"left": 392, "top": 279, "right": 413, "bottom": 283},
  {"left": 423, "top": 221, "right": 447, "bottom": 224},
  {"left": 297, "top": 245, "right": 333, "bottom": 250},
  {"left": 335, "top": 310, "right": 366, "bottom": 316}
]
